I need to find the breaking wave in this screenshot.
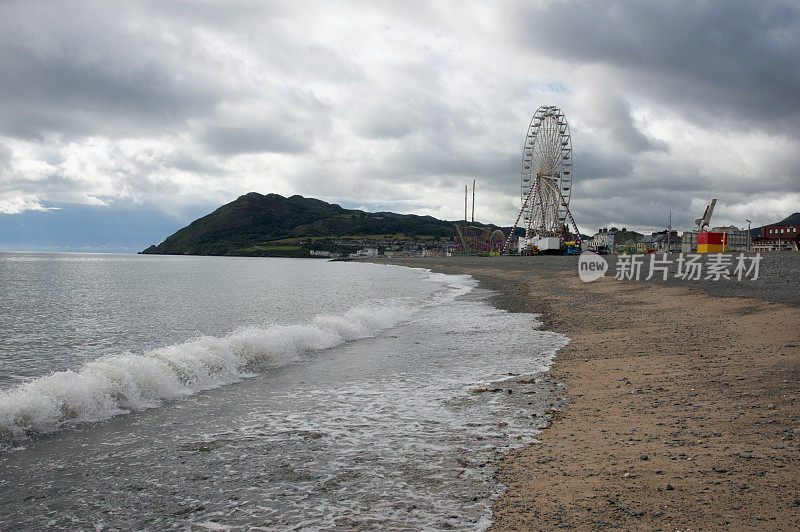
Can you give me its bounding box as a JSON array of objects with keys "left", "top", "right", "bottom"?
[{"left": 0, "top": 303, "right": 417, "bottom": 443}]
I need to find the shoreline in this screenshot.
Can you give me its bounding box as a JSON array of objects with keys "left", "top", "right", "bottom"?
[{"left": 365, "top": 255, "right": 800, "bottom": 529}]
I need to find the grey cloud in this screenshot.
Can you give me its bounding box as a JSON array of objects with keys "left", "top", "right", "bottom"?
[
  {"left": 0, "top": 1, "right": 352, "bottom": 144},
  {"left": 0, "top": 169, "right": 102, "bottom": 204},
  {"left": 199, "top": 88, "right": 330, "bottom": 155},
  {"left": 583, "top": 93, "right": 667, "bottom": 153},
  {"left": 0, "top": 5, "right": 225, "bottom": 141},
  {"left": 143, "top": 0, "right": 365, "bottom": 85},
  {"left": 354, "top": 97, "right": 485, "bottom": 141},
  {"left": 139, "top": 0, "right": 289, "bottom": 26},
  {"left": 511, "top": 0, "right": 800, "bottom": 133},
  {"left": 574, "top": 194, "right": 691, "bottom": 231},
  {"left": 573, "top": 165, "right": 795, "bottom": 232},
  {"left": 573, "top": 149, "right": 634, "bottom": 183},
  {"left": 266, "top": 42, "right": 365, "bottom": 85},
  {"left": 357, "top": 111, "right": 416, "bottom": 140},
  {"left": 165, "top": 153, "right": 225, "bottom": 176},
  {"left": 388, "top": 145, "right": 518, "bottom": 182},
  {"left": 0, "top": 46, "right": 218, "bottom": 138},
  {"left": 0, "top": 142, "right": 11, "bottom": 172},
  {"left": 201, "top": 125, "right": 311, "bottom": 155}
]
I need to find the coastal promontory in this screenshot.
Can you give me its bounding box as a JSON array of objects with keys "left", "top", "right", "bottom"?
[{"left": 140, "top": 192, "right": 479, "bottom": 257}]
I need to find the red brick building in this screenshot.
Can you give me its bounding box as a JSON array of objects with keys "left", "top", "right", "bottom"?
[
  {"left": 761, "top": 223, "right": 800, "bottom": 239},
  {"left": 756, "top": 221, "right": 800, "bottom": 251}
]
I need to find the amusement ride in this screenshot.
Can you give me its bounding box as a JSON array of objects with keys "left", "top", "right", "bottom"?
[{"left": 503, "top": 105, "right": 582, "bottom": 253}]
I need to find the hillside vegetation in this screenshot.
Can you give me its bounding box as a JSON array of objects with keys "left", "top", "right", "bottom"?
[{"left": 141, "top": 192, "right": 483, "bottom": 256}]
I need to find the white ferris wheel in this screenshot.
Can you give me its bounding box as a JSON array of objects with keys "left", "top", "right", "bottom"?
[
  {"left": 503, "top": 105, "right": 581, "bottom": 253},
  {"left": 521, "top": 105, "right": 573, "bottom": 239}
]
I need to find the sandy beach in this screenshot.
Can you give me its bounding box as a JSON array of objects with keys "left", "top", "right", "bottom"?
[{"left": 369, "top": 255, "right": 800, "bottom": 530}]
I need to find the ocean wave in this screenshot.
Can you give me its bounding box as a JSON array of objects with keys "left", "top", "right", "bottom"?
[
  {"left": 0, "top": 303, "right": 417, "bottom": 442},
  {"left": 415, "top": 270, "right": 477, "bottom": 303}
]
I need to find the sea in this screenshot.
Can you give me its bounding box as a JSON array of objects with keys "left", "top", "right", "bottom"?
[{"left": 0, "top": 252, "right": 568, "bottom": 530}]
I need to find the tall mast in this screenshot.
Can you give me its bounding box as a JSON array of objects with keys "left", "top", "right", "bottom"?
[
  {"left": 464, "top": 185, "right": 467, "bottom": 227},
  {"left": 471, "top": 179, "right": 475, "bottom": 224},
  {"left": 667, "top": 211, "right": 672, "bottom": 253}
]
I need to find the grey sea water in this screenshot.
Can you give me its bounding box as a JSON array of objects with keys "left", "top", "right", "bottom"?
[{"left": 0, "top": 253, "right": 568, "bottom": 530}]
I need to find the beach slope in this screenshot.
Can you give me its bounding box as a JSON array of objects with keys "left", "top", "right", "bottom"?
[{"left": 369, "top": 255, "right": 800, "bottom": 529}]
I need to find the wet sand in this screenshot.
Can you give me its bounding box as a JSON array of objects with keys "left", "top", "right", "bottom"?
[{"left": 367, "top": 255, "right": 800, "bottom": 530}]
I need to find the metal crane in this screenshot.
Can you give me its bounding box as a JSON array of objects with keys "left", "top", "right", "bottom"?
[{"left": 695, "top": 198, "right": 717, "bottom": 232}]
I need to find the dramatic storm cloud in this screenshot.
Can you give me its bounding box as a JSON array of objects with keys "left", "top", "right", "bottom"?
[{"left": 1, "top": 0, "right": 798, "bottom": 249}]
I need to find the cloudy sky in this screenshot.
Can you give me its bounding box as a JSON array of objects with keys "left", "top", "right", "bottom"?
[{"left": 1, "top": 0, "right": 798, "bottom": 251}]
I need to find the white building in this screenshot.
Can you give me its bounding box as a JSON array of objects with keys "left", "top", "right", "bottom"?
[
  {"left": 353, "top": 248, "right": 379, "bottom": 258},
  {"left": 681, "top": 232, "right": 697, "bottom": 253},
  {"left": 587, "top": 229, "right": 614, "bottom": 252},
  {"left": 710, "top": 225, "right": 749, "bottom": 251}
]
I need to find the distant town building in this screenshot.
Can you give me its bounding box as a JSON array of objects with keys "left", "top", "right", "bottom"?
[
  {"left": 744, "top": 218, "right": 800, "bottom": 251},
  {"left": 753, "top": 235, "right": 799, "bottom": 252},
  {"left": 587, "top": 227, "right": 643, "bottom": 253},
  {"left": 352, "top": 248, "right": 379, "bottom": 258},
  {"left": 650, "top": 230, "right": 679, "bottom": 252},
  {"left": 422, "top": 249, "right": 446, "bottom": 257},
  {"left": 710, "top": 225, "right": 749, "bottom": 251},
  {"left": 611, "top": 229, "right": 644, "bottom": 248},
  {"left": 762, "top": 224, "right": 799, "bottom": 238},
  {"left": 587, "top": 228, "right": 614, "bottom": 252},
  {"left": 751, "top": 213, "right": 799, "bottom": 249},
  {"left": 681, "top": 231, "right": 697, "bottom": 253},
  {"left": 751, "top": 238, "right": 780, "bottom": 252}
]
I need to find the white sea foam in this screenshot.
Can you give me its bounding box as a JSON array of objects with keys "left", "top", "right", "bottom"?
[
  {"left": 414, "top": 270, "right": 477, "bottom": 304},
  {"left": 0, "top": 302, "right": 418, "bottom": 441}
]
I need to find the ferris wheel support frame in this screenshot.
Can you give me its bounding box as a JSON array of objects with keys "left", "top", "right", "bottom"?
[
  {"left": 504, "top": 187, "right": 582, "bottom": 253},
  {"left": 502, "top": 176, "right": 540, "bottom": 254},
  {"left": 558, "top": 188, "right": 583, "bottom": 245}
]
